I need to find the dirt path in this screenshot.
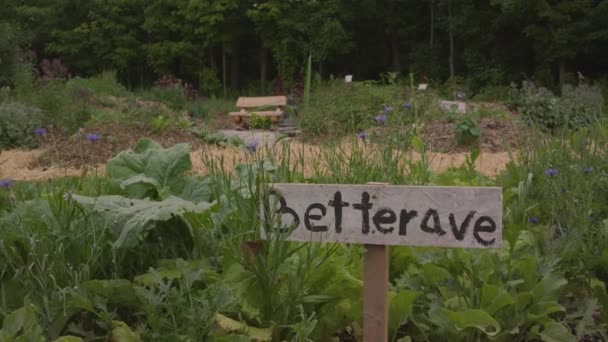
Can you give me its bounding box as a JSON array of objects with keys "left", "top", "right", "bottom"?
[{"left": 1, "top": 143, "right": 514, "bottom": 182}]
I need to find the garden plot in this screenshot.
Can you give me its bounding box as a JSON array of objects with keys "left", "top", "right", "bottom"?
[{"left": 1, "top": 137, "right": 514, "bottom": 181}]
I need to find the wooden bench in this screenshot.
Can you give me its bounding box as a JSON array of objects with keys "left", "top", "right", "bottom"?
[{"left": 228, "top": 96, "right": 287, "bottom": 130}]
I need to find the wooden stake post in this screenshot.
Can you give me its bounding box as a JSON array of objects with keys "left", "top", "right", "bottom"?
[
  {"left": 363, "top": 244, "right": 389, "bottom": 341},
  {"left": 362, "top": 182, "right": 390, "bottom": 342},
  {"left": 262, "top": 183, "right": 502, "bottom": 341}
]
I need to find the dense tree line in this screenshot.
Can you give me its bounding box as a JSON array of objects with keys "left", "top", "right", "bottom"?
[{"left": 1, "top": 0, "right": 608, "bottom": 94}]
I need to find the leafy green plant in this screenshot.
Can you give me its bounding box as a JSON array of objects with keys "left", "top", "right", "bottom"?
[
  {"left": 249, "top": 113, "right": 272, "bottom": 129},
  {"left": 0, "top": 303, "right": 83, "bottom": 342},
  {"left": 105, "top": 138, "right": 211, "bottom": 200},
  {"left": 454, "top": 117, "right": 482, "bottom": 145},
  {"left": 390, "top": 231, "right": 577, "bottom": 341},
  {"left": 517, "top": 81, "right": 604, "bottom": 132},
  {"left": 190, "top": 128, "right": 244, "bottom": 147},
  {"left": 186, "top": 97, "right": 235, "bottom": 120},
  {"left": 300, "top": 80, "right": 403, "bottom": 136},
  {"left": 200, "top": 66, "right": 222, "bottom": 97},
  {"left": 149, "top": 114, "right": 172, "bottom": 133},
  {"left": 65, "top": 71, "right": 129, "bottom": 97},
  {"left": 0, "top": 102, "right": 44, "bottom": 149},
  {"left": 71, "top": 194, "right": 215, "bottom": 249}
]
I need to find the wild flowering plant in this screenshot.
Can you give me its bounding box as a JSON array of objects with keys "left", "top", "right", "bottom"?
[
  {"left": 0, "top": 178, "right": 15, "bottom": 188},
  {"left": 86, "top": 133, "right": 101, "bottom": 142},
  {"left": 246, "top": 140, "right": 259, "bottom": 154},
  {"left": 545, "top": 168, "right": 559, "bottom": 177},
  {"left": 375, "top": 114, "right": 388, "bottom": 124}
]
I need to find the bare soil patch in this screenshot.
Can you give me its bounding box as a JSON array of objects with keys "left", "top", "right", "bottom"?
[
  {"left": 423, "top": 117, "right": 523, "bottom": 153},
  {"left": 31, "top": 122, "right": 207, "bottom": 169},
  {"left": 2, "top": 117, "right": 521, "bottom": 182}
]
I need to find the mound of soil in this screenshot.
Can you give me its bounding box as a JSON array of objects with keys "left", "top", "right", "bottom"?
[
  {"left": 423, "top": 117, "right": 523, "bottom": 153},
  {"left": 32, "top": 122, "right": 208, "bottom": 168}
]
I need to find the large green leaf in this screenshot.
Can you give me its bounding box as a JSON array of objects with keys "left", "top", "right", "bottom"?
[
  {"left": 389, "top": 290, "right": 422, "bottom": 334},
  {"left": 0, "top": 304, "right": 45, "bottom": 342},
  {"left": 533, "top": 274, "right": 568, "bottom": 302},
  {"left": 531, "top": 322, "right": 576, "bottom": 342},
  {"left": 442, "top": 308, "right": 502, "bottom": 336},
  {"left": 481, "top": 284, "right": 516, "bottom": 315},
  {"left": 111, "top": 321, "right": 143, "bottom": 342},
  {"left": 179, "top": 175, "right": 213, "bottom": 202},
  {"left": 106, "top": 138, "right": 193, "bottom": 199},
  {"left": 0, "top": 304, "right": 39, "bottom": 336},
  {"left": 72, "top": 194, "right": 214, "bottom": 248},
  {"left": 526, "top": 302, "right": 565, "bottom": 321},
  {"left": 215, "top": 313, "right": 272, "bottom": 341}
]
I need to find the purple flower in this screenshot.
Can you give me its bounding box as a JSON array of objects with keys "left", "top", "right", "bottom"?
[
  {"left": 545, "top": 169, "right": 559, "bottom": 177},
  {"left": 86, "top": 133, "right": 101, "bottom": 142},
  {"left": 0, "top": 179, "right": 15, "bottom": 189},
  {"left": 404, "top": 103, "right": 413, "bottom": 109},
  {"left": 246, "top": 140, "right": 259, "bottom": 154},
  {"left": 375, "top": 114, "right": 388, "bottom": 124},
  {"left": 357, "top": 132, "right": 369, "bottom": 140},
  {"left": 530, "top": 217, "right": 539, "bottom": 224},
  {"left": 383, "top": 105, "right": 393, "bottom": 113},
  {"left": 35, "top": 128, "right": 47, "bottom": 136},
  {"left": 584, "top": 166, "right": 593, "bottom": 174}
]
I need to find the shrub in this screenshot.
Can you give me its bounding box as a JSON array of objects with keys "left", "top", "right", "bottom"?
[
  {"left": 249, "top": 113, "right": 272, "bottom": 129},
  {"left": 517, "top": 81, "right": 604, "bottom": 132},
  {"left": 300, "top": 81, "right": 404, "bottom": 136},
  {"left": 0, "top": 102, "right": 44, "bottom": 149},
  {"left": 66, "top": 71, "right": 129, "bottom": 97},
  {"left": 200, "top": 66, "right": 221, "bottom": 97},
  {"left": 454, "top": 117, "right": 482, "bottom": 145},
  {"left": 149, "top": 114, "right": 173, "bottom": 133},
  {"left": 186, "top": 98, "right": 235, "bottom": 120}
]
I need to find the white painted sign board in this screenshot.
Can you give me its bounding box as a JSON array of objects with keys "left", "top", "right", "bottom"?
[
  {"left": 418, "top": 83, "right": 428, "bottom": 90},
  {"left": 345, "top": 75, "right": 353, "bottom": 83},
  {"left": 439, "top": 100, "right": 467, "bottom": 114},
  {"left": 262, "top": 183, "right": 502, "bottom": 248}
]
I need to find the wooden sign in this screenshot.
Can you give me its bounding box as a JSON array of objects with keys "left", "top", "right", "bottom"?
[
  {"left": 262, "top": 183, "right": 502, "bottom": 249},
  {"left": 439, "top": 100, "right": 467, "bottom": 114},
  {"left": 259, "top": 183, "right": 502, "bottom": 342}
]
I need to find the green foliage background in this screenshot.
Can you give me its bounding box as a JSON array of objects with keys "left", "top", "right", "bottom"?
[{"left": 1, "top": 0, "right": 608, "bottom": 92}]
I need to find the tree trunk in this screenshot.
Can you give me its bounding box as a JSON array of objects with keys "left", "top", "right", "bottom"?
[
  {"left": 559, "top": 59, "right": 566, "bottom": 85},
  {"left": 319, "top": 61, "right": 324, "bottom": 79},
  {"left": 222, "top": 42, "right": 227, "bottom": 97},
  {"left": 209, "top": 47, "right": 217, "bottom": 69},
  {"left": 448, "top": 0, "right": 455, "bottom": 78},
  {"left": 430, "top": 0, "right": 435, "bottom": 47},
  {"left": 230, "top": 40, "right": 239, "bottom": 90},
  {"left": 391, "top": 36, "right": 402, "bottom": 73},
  {"left": 260, "top": 44, "right": 268, "bottom": 93}
]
